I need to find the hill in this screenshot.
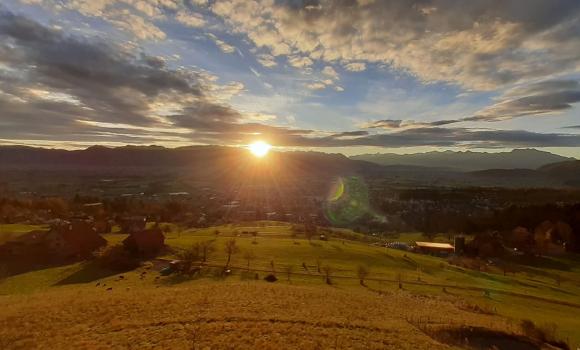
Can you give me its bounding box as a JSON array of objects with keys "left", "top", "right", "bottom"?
[
  {"left": 1, "top": 222, "right": 579, "bottom": 349},
  {"left": 538, "top": 160, "right": 580, "bottom": 187},
  {"left": 351, "top": 149, "right": 573, "bottom": 172}
]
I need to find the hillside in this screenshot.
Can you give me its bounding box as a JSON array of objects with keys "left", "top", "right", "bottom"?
[
  {"left": 351, "top": 149, "right": 573, "bottom": 171},
  {"left": 1, "top": 222, "right": 579, "bottom": 349},
  {"left": 0, "top": 281, "right": 504, "bottom": 350},
  {"left": 538, "top": 160, "right": 580, "bottom": 186}
]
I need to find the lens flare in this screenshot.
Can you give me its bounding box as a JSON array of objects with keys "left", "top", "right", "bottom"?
[
  {"left": 324, "top": 176, "right": 370, "bottom": 226},
  {"left": 248, "top": 141, "right": 271, "bottom": 157}
]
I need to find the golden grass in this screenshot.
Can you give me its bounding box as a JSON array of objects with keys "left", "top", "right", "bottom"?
[{"left": 0, "top": 280, "right": 511, "bottom": 350}]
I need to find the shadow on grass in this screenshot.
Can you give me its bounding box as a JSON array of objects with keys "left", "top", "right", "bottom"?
[
  {"left": 53, "top": 261, "right": 122, "bottom": 286},
  {"left": 160, "top": 267, "right": 227, "bottom": 285},
  {"left": 504, "top": 255, "right": 572, "bottom": 271}
]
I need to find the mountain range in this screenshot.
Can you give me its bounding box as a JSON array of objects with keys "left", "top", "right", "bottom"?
[
  {"left": 350, "top": 149, "right": 574, "bottom": 171},
  {"left": 1, "top": 146, "right": 580, "bottom": 188}
]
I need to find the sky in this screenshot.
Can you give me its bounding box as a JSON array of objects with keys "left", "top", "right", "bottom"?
[{"left": 1, "top": 0, "right": 580, "bottom": 157}]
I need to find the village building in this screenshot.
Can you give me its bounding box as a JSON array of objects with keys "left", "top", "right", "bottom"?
[
  {"left": 414, "top": 241, "right": 455, "bottom": 256},
  {"left": 123, "top": 227, "right": 165, "bottom": 256},
  {"left": 0, "top": 218, "right": 107, "bottom": 266},
  {"left": 119, "top": 216, "right": 147, "bottom": 234}
]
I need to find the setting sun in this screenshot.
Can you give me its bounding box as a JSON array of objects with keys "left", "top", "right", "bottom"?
[{"left": 248, "top": 141, "right": 272, "bottom": 158}]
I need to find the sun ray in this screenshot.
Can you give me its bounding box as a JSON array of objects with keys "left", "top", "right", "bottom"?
[{"left": 248, "top": 141, "right": 271, "bottom": 157}]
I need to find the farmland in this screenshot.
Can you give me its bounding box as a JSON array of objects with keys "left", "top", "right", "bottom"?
[{"left": 1, "top": 222, "right": 579, "bottom": 349}]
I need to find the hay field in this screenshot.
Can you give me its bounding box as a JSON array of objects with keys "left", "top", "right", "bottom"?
[
  {"left": 1, "top": 280, "right": 509, "bottom": 350},
  {"left": 1, "top": 222, "right": 579, "bottom": 349}
]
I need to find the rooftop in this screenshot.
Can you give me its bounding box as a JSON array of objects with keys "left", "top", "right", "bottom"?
[{"left": 415, "top": 242, "right": 455, "bottom": 250}]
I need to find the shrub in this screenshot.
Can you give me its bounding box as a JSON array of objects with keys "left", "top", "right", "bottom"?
[
  {"left": 357, "top": 265, "right": 369, "bottom": 286},
  {"left": 519, "top": 319, "right": 568, "bottom": 348},
  {"left": 322, "top": 265, "right": 333, "bottom": 285}
]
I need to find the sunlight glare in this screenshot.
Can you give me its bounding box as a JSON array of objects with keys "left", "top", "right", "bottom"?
[{"left": 248, "top": 141, "right": 271, "bottom": 157}]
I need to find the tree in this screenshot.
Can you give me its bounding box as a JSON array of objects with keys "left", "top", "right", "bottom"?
[
  {"left": 224, "top": 238, "right": 239, "bottom": 268},
  {"left": 199, "top": 240, "right": 215, "bottom": 262},
  {"left": 177, "top": 243, "right": 201, "bottom": 274},
  {"left": 322, "top": 265, "right": 333, "bottom": 285},
  {"left": 251, "top": 231, "right": 258, "bottom": 244},
  {"left": 357, "top": 265, "right": 370, "bottom": 286},
  {"left": 283, "top": 265, "right": 294, "bottom": 281},
  {"left": 243, "top": 250, "right": 256, "bottom": 271},
  {"left": 421, "top": 231, "right": 437, "bottom": 242}
]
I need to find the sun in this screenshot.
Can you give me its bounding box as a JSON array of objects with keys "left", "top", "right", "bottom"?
[{"left": 248, "top": 141, "right": 272, "bottom": 158}]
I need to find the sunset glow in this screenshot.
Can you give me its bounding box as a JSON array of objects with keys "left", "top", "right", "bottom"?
[{"left": 248, "top": 141, "right": 271, "bottom": 158}]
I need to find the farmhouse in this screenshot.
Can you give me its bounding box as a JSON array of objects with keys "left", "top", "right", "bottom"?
[
  {"left": 119, "top": 216, "right": 147, "bottom": 234},
  {"left": 123, "top": 227, "right": 165, "bottom": 256},
  {"left": 414, "top": 241, "right": 455, "bottom": 256},
  {"left": 0, "top": 219, "right": 106, "bottom": 262}
]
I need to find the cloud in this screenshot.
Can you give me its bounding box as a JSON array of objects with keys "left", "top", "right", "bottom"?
[
  {"left": 288, "top": 55, "right": 313, "bottom": 68},
  {"left": 306, "top": 82, "right": 326, "bottom": 90},
  {"left": 110, "top": 10, "right": 166, "bottom": 40},
  {"left": 366, "top": 80, "right": 580, "bottom": 129},
  {"left": 3, "top": 9, "right": 580, "bottom": 151},
  {"left": 26, "top": 0, "right": 209, "bottom": 41},
  {"left": 344, "top": 63, "right": 366, "bottom": 72},
  {"left": 0, "top": 10, "right": 256, "bottom": 145},
  {"left": 322, "top": 66, "right": 339, "bottom": 79},
  {"left": 207, "top": 33, "right": 236, "bottom": 54},
  {"left": 256, "top": 53, "right": 277, "bottom": 68},
  {"left": 210, "top": 0, "right": 580, "bottom": 90},
  {"left": 471, "top": 80, "right": 580, "bottom": 122},
  {"left": 175, "top": 11, "right": 205, "bottom": 28},
  {"left": 285, "top": 127, "right": 580, "bottom": 149}
]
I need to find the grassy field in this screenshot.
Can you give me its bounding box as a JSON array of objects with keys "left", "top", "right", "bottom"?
[
  {"left": 0, "top": 224, "right": 48, "bottom": 244},
  {"left": 1, "top": 221, "right": 579, "bottom": 349}
]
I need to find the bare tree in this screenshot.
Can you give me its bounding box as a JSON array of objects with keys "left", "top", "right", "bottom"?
[
  {"left": 199, "top": 240, "right": 215, "bottom": 263},
  {"left": 243, "top": 250, "right": 256, "bottom": 271},
  {"left": 224, "top": 238, "right": 239, "bottom": 268},
  {"left": 322, "top": 265, "right": 333, "bottom": 285},
  {"left": 283, "top": 265, "right": 294, "bottom": 281},
  {"left": 357, "top": 265, "right": 370, "bottom": 286}
]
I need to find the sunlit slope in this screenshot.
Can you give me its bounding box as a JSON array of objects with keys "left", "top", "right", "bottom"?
[
  {"left": 1, "top": 222, "right": 579, "bottom": 347},
  {"left": 0, "top": 281, "right": 506, "bottom": 350}
]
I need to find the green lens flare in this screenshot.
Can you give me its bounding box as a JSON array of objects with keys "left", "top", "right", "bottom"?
[{"left": 324, "top": 176, "right": 369, "bottom": 226}]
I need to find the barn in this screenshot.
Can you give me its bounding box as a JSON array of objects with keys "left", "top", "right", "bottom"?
[
  {"left": 414, "top": 242, "right": 455, "bottom": 256},
  {"left": 123, "top": 228, "right": 165, "bottom": 256}
]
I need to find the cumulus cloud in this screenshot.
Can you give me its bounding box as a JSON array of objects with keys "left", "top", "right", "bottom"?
[
  {"left": 344, "top": 63, "right": 366, "bottom": 72},
  {"left": 25, "top": 0, "right": 208, "bottom": 41},
  {"left": 256, "top": 53, "right": 277, "bottom": 68},
  {"left": 175, "top": 11, "right": 205, "bottom": 28},
  {"left": 306, "top": 82, "right": 327, "bottom": 90},
  {"left": 3, "top": 8, "right": 580, "bottom": 151},
  {"left": 322, "top": 66, "right": 339, "bottom": 79},
  {"left": 210, "top": 0, "right": 580, "bottom": 90},
  {"left": 288, "top": 55, "right": 313, "bottom": 68}
]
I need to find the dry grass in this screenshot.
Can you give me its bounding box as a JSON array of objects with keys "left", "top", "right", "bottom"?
[{"left": 0, "top": 280, "right": 512, "bottom": 350}]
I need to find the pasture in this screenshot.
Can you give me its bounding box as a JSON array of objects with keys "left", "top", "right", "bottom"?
[{"left": 1, "top": 221, "right": 579, "bottom": 349}]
